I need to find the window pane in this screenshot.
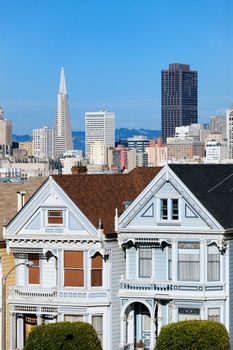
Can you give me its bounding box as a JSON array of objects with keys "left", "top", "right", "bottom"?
[
  {"left": 92, "top": 254, "right": 103, "bottom": 268},
  {"left": 28, "top": 254, "right": 40, "bottom": 284},
  {"left": 92, "top": 316, "right": 103, "bottom": 345},
  {"left": 139, "top": 248, "right": 152, "bottom": 278},
  {"left": 64, "top": 269, "right": 84, "bottom": 287},
  {"left": 48, "top": 210, "right": 63, "bottom": 224},
  {"left": 168, "top": 246, "right": 172, "bottom": 280},
  {"left": 178, "top": 243, "right": 200, "bottom": 281},
  {"left": 207, "top": 245, "right": 220, "bottom": 281},
  {"left": 172, "top": 199, "right": 179, "bottom": 220},
  {"left": 64, "top": 315, "right": 83, "bottom": 322},
  {"left": 64, "top": 251, "right": 83, "bottom": 268},
  {"left": 161, "top": 199, "right": 168, "bottom": 220},
  {"left": 178, "top": 308, "right": 200, "bottom": 321},
  {"left": 91, "top": 270, "right": 102, "bottom": 287}
]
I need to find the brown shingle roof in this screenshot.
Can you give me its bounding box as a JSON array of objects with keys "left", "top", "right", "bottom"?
[
  {"left": 53, "top": 167, "right": 162, "bottom": 235},
  {"left": 0, "top": 177, "right": 47, "bottom": 242}
]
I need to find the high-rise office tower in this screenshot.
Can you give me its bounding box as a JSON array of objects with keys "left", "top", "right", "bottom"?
[
  {"left": 85, "top": 111, "right": 115, "bottom": 159},
  {"left": 0, "top": 106, "right": 12, "bottom": 156},
  {"left": 161, "top": 63, "right": 198, "bottom": 142},
  {"left": 33, "top": 126, "right": 54, "bottom": 160},
  {"left": 54, "top": 67, "right": 73, "bottom": 158}
]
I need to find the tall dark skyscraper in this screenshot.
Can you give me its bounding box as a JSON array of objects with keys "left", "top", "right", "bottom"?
[{"left": 161, "top": 63, "right": 198, "bottom": 142}]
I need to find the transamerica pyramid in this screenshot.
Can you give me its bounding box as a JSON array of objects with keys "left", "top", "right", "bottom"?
[{"left": 54, "top": 66, "right": 73, "bottom": 158}]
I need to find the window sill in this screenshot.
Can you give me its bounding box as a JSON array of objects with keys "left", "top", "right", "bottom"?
[{"left": 157, "top": 220, "right": 181, "bottom": 226}]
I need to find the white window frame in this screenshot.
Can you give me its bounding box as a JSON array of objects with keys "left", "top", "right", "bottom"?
[
  {"left": 158, "top": 197, "right": 181, "bottom": 222},
  {"left": 178, "top": 242, "right": 200, "bottom": 281},
  {"left": 47, "top": 208, "right": 65, "bottom": 226},
  {"left": 138, "top": 248, "right": 152, "bottom": 278}
]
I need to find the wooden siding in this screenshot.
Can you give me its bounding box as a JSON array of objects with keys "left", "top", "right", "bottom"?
[
  {"left": 1, "top": 248, "right": 15, "bottom": 350},
  {"left": 107, "top": 239, "right": 125, "bottom": 350},
  {"left": 229, "top": 240, "right": 233, "bottom": 347}
]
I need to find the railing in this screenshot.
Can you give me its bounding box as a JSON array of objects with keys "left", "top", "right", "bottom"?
[
  {"left": 119, "top": 279, "right": 225, "bottom": 295},
  {"left": 9, "top": 286, "right": 109, "bottom": 301},
  {"left": 10, "top": 287, "right": 58, "bottom": 299},
  {"left": 120, "top": 280, "right": 173, "bottom": 292}
]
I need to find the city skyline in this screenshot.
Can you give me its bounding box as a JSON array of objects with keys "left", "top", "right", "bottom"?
[{"left": 0, "top": 0, "right": 233, "bottom": 134}]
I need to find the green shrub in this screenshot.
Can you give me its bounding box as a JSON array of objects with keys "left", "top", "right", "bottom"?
[
  {"left": 24, "top": 321, "right": 102, "bottom": 350},
  {"left": 155, "top": 320, "right": 230, "bottom": 350}
]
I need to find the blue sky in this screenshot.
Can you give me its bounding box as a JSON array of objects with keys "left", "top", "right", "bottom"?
[{"left": 0, "top": 0, "right": 232, "bottom": 134}]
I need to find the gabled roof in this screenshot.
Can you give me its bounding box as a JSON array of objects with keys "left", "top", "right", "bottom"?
[
  {"left": 0, "top": 177, "right": 46, "bottom": 242},
  {"left": 53, "top": 167, "right": 162, "bottom": 235},
  {"left": 169, "top": 164, "right": 233, "bottom": 229}
]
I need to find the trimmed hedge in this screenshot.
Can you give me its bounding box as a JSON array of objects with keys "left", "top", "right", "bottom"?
[
  {"left": 24, "top": 321, "right": 102, "bottom": 350},
  {"left": 155, "top": 320, "right": 230, "bottom": 350}
]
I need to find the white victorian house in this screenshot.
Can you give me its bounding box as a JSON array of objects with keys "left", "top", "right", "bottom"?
[
  {"left": 3, "top": 168, "right": 160, "bottom": 350},
  {"left": 117, "top": 164, "right": 233, "bottom": 350}
]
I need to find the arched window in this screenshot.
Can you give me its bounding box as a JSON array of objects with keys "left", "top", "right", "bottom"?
[{"left": 91, "top": 253, "right": 102, "bottom": 287}]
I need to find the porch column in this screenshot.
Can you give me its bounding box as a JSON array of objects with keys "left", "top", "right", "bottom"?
[
  {"left": 157, "top": 302, "right": 162, "bottom": 336},
  {"left": 16, "top": 314, "right": 24, "bottom": 350},
  {"left": 37, "top": 313, "right": 42, "bottom": 325},
  {"left": 150, "top": 317, "right": 156, "bottom": 350},
  {"left": 120, "top": 316, "right": 126, "bottom": 349},
  {"left": 9, "top": 312, "right": 15, "bottom": 350}
]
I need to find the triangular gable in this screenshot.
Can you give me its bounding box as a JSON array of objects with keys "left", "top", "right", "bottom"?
[
  {"left": 118, "top": 166, "right": 223, "bottom": 232},
  {"left": 5, "top": 177, "right": 98, "bottom": 238}
]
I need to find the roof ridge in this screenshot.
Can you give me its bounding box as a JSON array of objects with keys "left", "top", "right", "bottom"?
[{"left": 208, "top": 173, "right": 233, "bottom": 193}]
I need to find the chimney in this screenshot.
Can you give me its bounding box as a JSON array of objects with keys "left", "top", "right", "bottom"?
[{"left": 17, "top": 191, "right": 26, "bottom": 211}]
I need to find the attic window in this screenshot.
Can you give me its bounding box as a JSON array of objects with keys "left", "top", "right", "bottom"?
[{"left": 48, "top": 209, "right": 63, "bottom": 224}]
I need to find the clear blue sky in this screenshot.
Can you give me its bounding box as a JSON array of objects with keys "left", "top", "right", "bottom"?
[{"left": 0, "top": 0, "right": 232, "bottom": 134}]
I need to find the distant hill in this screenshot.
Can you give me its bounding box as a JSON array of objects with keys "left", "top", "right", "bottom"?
[
  {"left": 72, "top": 129, "right": 161, "bottom": 151},
  {"left": 13, "top": 128, "right": 161, "bottom": 151}
]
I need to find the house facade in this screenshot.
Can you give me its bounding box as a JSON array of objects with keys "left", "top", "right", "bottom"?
[
  {"left": 4, "top": 168, "right": 161, "bottom": 350},
  {"left": 0, "top": 178, "right": 45, "bottom": 350},
  {"left": 117, "top": 164, "right": 233, "bottom": 350}
]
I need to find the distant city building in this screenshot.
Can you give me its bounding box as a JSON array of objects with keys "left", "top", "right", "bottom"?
[
  {"left": 226, "top": 108, "right": 233, "bottom": 158},
  {"left": 0, "top": 106, "right": 12, "bottom": 156},
  {"left": 167, "top": 137, "right": 204, "bottom": 161},
  {"left": 60, "top": 150, "right": 84, "bottom": 174},
  {"left": 54, "top": 67, "right": 73, "bottom": 158},
  {"left": 18, "top": 141, "right": 33, "bottom": 157},
  {"left": 205, "top": 140, "right": 229, "bottom": 164},
  {"left": 107, "top": 145, "right": 128, "bottom": 171},
  {"left": 161, "top": 63, "right": 198, "bottom": 142},
  {"left": 85, "top": 111, "right": 115, "bottom": 159},
  {"left": 209, "top": 115, "right": 226, "bottom": 138},
  {"left": 90, "top": 140, "right": 107, "bottom": 166},
  {"left": 33, "top": 127, "right": 54, "bottom": 160},
  {"left": 146, "top": 138, "right": 167, "bottom": 166},
  {"left": 127, "top": 135, "right": 150, "bottom": 153},
  {"left": 127, "top": 149, "right": 148, "bottom": 172}
]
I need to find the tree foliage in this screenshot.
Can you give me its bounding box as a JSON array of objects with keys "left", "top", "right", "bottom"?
[
  {"left": 155, "top": 320, "right": 230, "bottom": 350},
  {"left": 24, "top": 321, "right": 102, "bottom": 350}
]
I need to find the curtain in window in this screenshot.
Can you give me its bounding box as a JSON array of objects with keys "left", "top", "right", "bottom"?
[
  {"left": 208, "top": 308, "right": 220, "bottom": 322},
  {"left": 168, "top": 246, "right": 172, "bottom": 280},
  {"left": 139, "top": 248, "right": 152, "bottom": 278},
  {"left": 91, "top": 254, "right": 103, "bottom": 287},
  {"left": 64, "top": 315, "right": 83, "bottom": 322},
  {"left": 178, "top": 245, "right": 200, "bottom": 281},
  {"left": 207, "top": 245, "right": 220, "bottom": 281},
  {"left": 28, "top": 254, "right": 40, "bottom": 284},
  {"left": 178, "top": 308, "right": 200, "bottom": 321},
  {"left": 64, "top": 251, "right": 84, "bottom": 287},
  {"left": 92, "top": 315, "right": 103, "bottom": 345}
]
